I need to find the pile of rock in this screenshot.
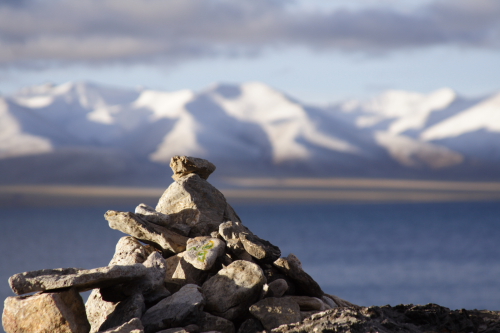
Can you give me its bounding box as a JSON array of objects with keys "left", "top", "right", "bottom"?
[{"left": 2, "top": 156, "right": 354, "bottom": 333}]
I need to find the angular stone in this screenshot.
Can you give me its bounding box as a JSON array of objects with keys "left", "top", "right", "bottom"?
[
  {"left": 99, "top": 318, "right": 144, "bottom": 333},
  {"left": 135, "top": 204, "right": 191, "bottom": 236},
  {"left": 2, "top": 288, "right": 90, "bottom": 333},
  {"left": 236, "top": 318, "right": 265, "bottom": 333},
  {"left": 105, "top": 210, "right": 188, "bottom": 255},
  {"left": 323, "top": 293, "right": 358, "bottom": 308},
  {"left": 273, "top": 254, "right": 323, "bottom": 298},
  {"left": 284, "top": 296, "right": 329, "bottom": 311},
  {"left": 170, "top": 155, "right": 216, "bottom": 181},
  {"left": 184, "top": 237, "right": 225, "bottom": 270},
  {"left": 202, "top": 260, "right": 265, "bottom": 321},
  {"left": 155, "top": 325, "right": 198, "bottom": 333},
  {"left": 141, "top": 284, "right": 205, "bottom": 333},
  {"left": 9, "top": 264, "right": 148, "bottom": 295},
  {"left": 156, "top": 173, "right": 237, "bottom": 236},
  {"left": 165, "top": 253, "right": 208, "bottom": 293},
  {"left": 249, "top": 297, "right": 301, "bottom": 331},
  {"left": 96, "top": 293, "right": 145, "bottom": 333},
  {"left": 225, "top": 239, "right": 253, "bottom": 262},
  {"left": 110, "top": 237, "right": 155, "bottom": 266},
  {"left": 219, "top": 221, "right": 280, "bottom": 263},
  {"left": 198, "top": 312, "right": 235, "bottom": 333},
  {"left": 264, "top": 278, "right": 288, "bottom": 298}
]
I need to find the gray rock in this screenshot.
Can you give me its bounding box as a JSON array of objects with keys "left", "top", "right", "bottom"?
[
  {"left": 9, "top": 264, "right": 148, "bottom": 295},
  {"left": 271, "top": 304, "right": 500, "bottom": 333},
  {"left": 96, "top": 294, "right": 146, "bottom": 333},
  {"left": 184, "top": 237, "right": 225, "bottom": 270},
  {"left": 273, "top": 254, "right": 323, "bottom": 298},
  {"left": 2, "top": 288, "right": 90, "bottom": 333},
  {"left": 198, "top": 312, "right": 235, "bottom": 333},
  {"left": 170, "top": 155, "right": 216, "bottom": 181},
  {"left": 249, "top": 297, "right": 301, "bottom": 331},
  {"left": 284, "top": 296, "right": 329, "bottom": 311},
  {"left": 156, "top": 173, "right": 236, "bottom": 236},
  {"left": 219, "top": 221, "right": 280, "bottom": 263},
  {"left": 202, "top": 260, "right": 266, "bottom": 321},
  {"left": 225, "top": 239, "right": 254, "bottom": 262},
  {"left": 264, "top": 278, "right": 288, "bottom": 298},
  {"left": 236, "top": 318, "right": 265, "bottom": 333},
  {"left": 135, "top": 203, "right": 171, "bottom": 225},
  {"left": 141, "top": 284, "right": 205, "bottom": 333},
  {"left": 155, "top": 325, "right": 198, "bottom": 333},
  {"left": 109, "top": 236, "right": 155, "bottom": 266},
  {"left": 99, "top": 318, "right": 144, "bottom": 333},
  {"left": 105, "top": 210, "right": 188, "bottom": 255},
  {"left": 165, "top": 253, "right": 208, "bottom": 293},
  {"left": 323, "top": 294, "right": 357, "bottom": 308},
  {"left": 321, "top": 296, "right": 338, "bottom": 309}
]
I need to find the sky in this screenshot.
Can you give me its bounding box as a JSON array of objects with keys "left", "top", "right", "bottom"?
[{"left": 1, "top": 0, "right": 500, "bottom": 104}]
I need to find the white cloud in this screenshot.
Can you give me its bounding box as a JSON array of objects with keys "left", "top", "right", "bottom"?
[{"left": 0, "top": 0, "right": 499, "bottom": 68}]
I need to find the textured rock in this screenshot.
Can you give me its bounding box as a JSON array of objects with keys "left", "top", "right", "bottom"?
[
  {"left": 249, "top": 297, "right": 301, "bottom": 331},
  {"left": 184, "top": 237, "right": 225, "bottom": 270},
  {"left": 135, "top": 203, "right": 191, "bottom": 236},
  {"left": 165, "top": 253, "right": 208, "bottom": 293},
  {"left": 99, "top": 317, "right": 144, "bottom": 333},
  {"left": 156, "top": 173, "right": 236, "bottom": 236},
  {"left": 2, "top": 288, "right": 90, "bottom": 333},
  {"left": 198, "top": 312, "right": 235, "bottom": 333},
  {"left": 170, "top": 156, "right": 216, "bottom": 181},
  {"left": 273, "top": 254, "right": 323, "bottom": 298},
  {"left": 9, "top": 264, "right": 148, "bottom": 295},
  {"left": 141, "top": 284, "right": 205, "bottom": 333},
  {"left": 237, "top": 318, "right": 265, "bottom": 333},
  {"left": 272, "top": 304, "right": 500, "bottom": 333},
  {"left": 202, "top": 260, "right": 266, "bottom": 321},
  {"left": 95, "top": 294, "right": 146, "bottom": 332},
  {"left": 321, "top": 296, "right": 338, "bottom": 309},
  {"left": 109, "top": 237, "right": 155, "bottom": 266},
  {"left": 265, "top": 278, "right": 288, "bottom": 298},
  {"left": 219, "top": 221, "right": 280, "bottom": 263},
  {"left": 284, "top": 296, "right": 329, "bottom": 311},
  {"left": 323, "top": 294, "right": 357, "bottom": 308},
  {"left": 106, "top": 210, "right": 188, "bottom": 255}
]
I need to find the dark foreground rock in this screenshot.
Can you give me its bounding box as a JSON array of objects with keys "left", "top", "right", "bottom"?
[{"left": 272, "top": 303, "right": 500, "bottom": 333}]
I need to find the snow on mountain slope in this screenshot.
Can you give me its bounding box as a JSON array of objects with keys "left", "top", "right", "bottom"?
[
  {"left": 421, "top": 93, "right": 500, "bottom": 141},
  {"left": 0, "top": 98, "right": 53, "bottom": 158},
  {"left": 374, "top": 131, "right": 463, "bottom": 169},
  {"left": 209, "top": 82, "right": 360, "bottom": 163},
  {"left": 345, "top": 88, "right": 457, "bottom": 134}
]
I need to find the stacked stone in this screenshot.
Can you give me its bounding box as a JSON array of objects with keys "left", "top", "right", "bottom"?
[{"left": 2, "top": 156, "right": 354, "bottom": 333}]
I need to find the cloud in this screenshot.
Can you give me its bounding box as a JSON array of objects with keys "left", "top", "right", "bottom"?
[{"left": 0, "top": 0, "right": 499, "bottom": 68}]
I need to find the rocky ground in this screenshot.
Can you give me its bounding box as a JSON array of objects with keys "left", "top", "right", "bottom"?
[{"left": 2, "top": 156, "right": 500, "bottom": 333}]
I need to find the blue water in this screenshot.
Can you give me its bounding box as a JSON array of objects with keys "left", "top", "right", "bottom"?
[{"left": 1, "top": 201, "right": 499, "bottom": 320}]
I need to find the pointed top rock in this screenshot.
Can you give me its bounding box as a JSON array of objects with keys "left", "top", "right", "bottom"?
[{"left": 170, "top": 156, "right": 216, "bottom": 181}]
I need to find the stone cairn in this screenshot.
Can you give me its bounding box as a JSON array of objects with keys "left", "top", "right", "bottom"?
[{"left": 2, "top": 156, "right": 355, "bottom": 333}]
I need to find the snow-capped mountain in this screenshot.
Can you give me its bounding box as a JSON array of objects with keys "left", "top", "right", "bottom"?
[{"left": 0, "top": 81, "right": 499, "bottom": 185}]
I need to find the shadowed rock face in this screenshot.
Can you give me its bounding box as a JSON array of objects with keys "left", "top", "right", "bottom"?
[{"left": 272, "top": 304, "right": 500, "bottom": 333}]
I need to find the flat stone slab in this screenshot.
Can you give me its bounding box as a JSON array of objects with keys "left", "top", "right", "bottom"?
[
  {"left": 9, "top": 264, "right": 148, "bottom": 295},
  {"left": 2, "top": 288, "right": 90, "bottom": 333},
  {"left": 184, "top": 237, "right": 225, "bottom": 270},
  {"left": 105, "top": 210, "right": 188, "bottom": 255}
]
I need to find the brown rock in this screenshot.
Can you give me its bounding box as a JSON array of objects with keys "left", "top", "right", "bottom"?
[
  {"left": 170, "top": 156, "right": 216, "bottom": 181},
  {"left": 2, "top": 288, "right": 90, "bottom": 333},
  {"left": 202, "top": 260, "right": 266, "bottom": 321},
  {"left": 99, "top": 318, "right": 144, "bottom": 333},
  {"left": 156, "top": 173, "right": 237, "bottom": 236},
  {"left": 105, "top": 210, "right": 188, "bottom": 256},
  {"left": 273, "top": 254, "right": 323, "bottom": 298},
  {"left": 165, "top": 253, "right": 208, "bottom": 293},
  {"left": 249, "top": 297, "right": 301, "bottom": 331}
]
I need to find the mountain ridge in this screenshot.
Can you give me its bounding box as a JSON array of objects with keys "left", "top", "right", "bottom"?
[{"left": 1, "top": 81, "right": 499, "bottom": 185}]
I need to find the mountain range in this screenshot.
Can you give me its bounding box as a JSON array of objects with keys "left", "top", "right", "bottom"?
[{"left": 1, "top": 81, "right": 499, "bottom": 185}]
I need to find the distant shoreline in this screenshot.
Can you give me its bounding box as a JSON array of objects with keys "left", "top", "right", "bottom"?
[{"left": 2, "top": 178, "right": 500, "bottom": 207}]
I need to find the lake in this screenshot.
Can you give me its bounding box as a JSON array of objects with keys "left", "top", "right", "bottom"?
[{"left": 1, "top": 201, "right": 499, "bottom": 322}]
